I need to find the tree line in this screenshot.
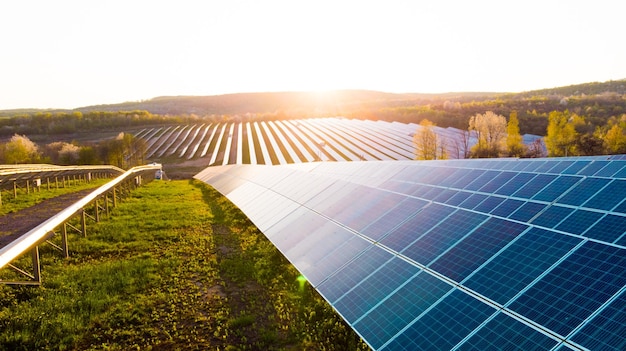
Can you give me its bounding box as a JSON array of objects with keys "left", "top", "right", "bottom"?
[
  {"left": 414, "top": 109, "right": 626, "bottom": 160},
  {"left": 0, "top": 132, "right": 147, "bottom": 169}
]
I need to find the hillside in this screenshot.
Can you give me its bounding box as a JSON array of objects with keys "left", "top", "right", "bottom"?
[{"left": 74, "top": 90, "right": 496, "bottom": 116}]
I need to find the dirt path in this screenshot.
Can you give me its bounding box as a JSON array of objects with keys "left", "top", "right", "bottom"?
[{"left": 0, "top": 189, "right": 95, "bottom": 249}]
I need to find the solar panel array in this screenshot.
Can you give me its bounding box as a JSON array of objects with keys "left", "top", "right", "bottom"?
[
  {"left": 195, "top": 155, "right": 626, "bottom": 351},
  {"left": 138, "top": 118, "right": 541, "bottom": 164}
]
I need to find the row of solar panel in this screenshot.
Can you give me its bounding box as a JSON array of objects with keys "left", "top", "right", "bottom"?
[{"left": 195, "top": 160, "right": 626, "bottom": 350}]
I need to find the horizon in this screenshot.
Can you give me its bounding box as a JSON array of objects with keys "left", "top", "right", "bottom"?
[{"left": 1, "top": 0, "right": 625, "bottom": 110}]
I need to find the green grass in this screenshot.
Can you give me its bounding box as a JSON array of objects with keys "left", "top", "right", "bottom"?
[
  {"left": 0, "top": 180, "right": 369, "bottom": 351},
  {"left": 0, "top": 178, "right": 110, "bottom": 216}
]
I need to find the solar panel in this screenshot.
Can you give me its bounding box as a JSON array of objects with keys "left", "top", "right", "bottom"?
[{"left": 194, "top": 156, "right": 626, "bottom": 350}]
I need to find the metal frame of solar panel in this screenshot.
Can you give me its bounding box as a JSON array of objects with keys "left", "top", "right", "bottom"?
[{"left": 194, "top": 155, "right": 626, "bottom": 351}]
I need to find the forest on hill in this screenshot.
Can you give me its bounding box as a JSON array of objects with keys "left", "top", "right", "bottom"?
[{"left": 1, "top": 80, "right": 625, "bottom": 159}]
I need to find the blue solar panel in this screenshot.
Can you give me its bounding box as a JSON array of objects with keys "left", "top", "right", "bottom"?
[
  {"left": 593, "top": 160, "right": 626, "bottom": 177},
  {"left": 512, "top": 174, "right": 556, "bottom": 199},
  {"left": 570, "top": 291, "right": 626, "bottom": 350},
  {"left": 196, "top": 156, "right": 626, "bottom": 350},
  {"left": 555, "top": 209, "right": 604, "bottom": 235},
  {"left": 578, "top": 160, "right": 610, "bottom": 176},
  {"left": 582, "top": 179, "right": 626, "bottom": 211},
  {"left": 458, "top": 193, "right": 489, "bottom": 210},
  {"left": 531, "top": 205, "right": 575, "bottom": 228},
  {"left": 472, "top": 196, "right": 506, "bottom": 213},
  {"left": 444, "top": 191, "right": 472, "bottom": 206},
  {"left": 478, "top": 171, "right": 515, "bottom": 193},
  {"left": 546, "top": 160, "right": 575, "bottom": 174},
  {"left": 583, "top": 214, "right": 626, "bottom": 243},
  {"left": 562, "top": 160, "right": 591, "bottom": 174},
  {"left": 509, "top": 241, "right": 626, "bottom": 337},
  {"left": 494, "top": 172, "right": 536, "bottom": 196},
  {"left": 489, "top": 198, "right": 525, "bottom": 218},
  {"left": 334, "top": 257, "right": 421, "bottom": 323},
  {"left": 532, "top": 175, "right": 580, "bottom": 202},
  {"left": 382, "top": 290, "right": 494, "bottom": 351},
  {"left": 463, "top": 170, "right": 501, "bottom": 191},
  {"left": 457, "top": 312, "right": 559, "bottom": 350},
  {"left": 557, "top": 178, "right": 611, "bottom": 206},
  {"left": 429, "top": 218, "right": 528, "bottom": 282},
  {"left": 317, "top": 246, "right": 393, "bottom": 302},
  {"left": 508, "top": 201, "right": 546, "bottom": 222},
  {"left": 401, "top": 210, "right": 488, "bottom": 266},
  {"left": 354, "top": 272, "right": 452, "bottom": 350},
  {"left": 464, "top": 227, "right": 582, "bottom": 305},
  {"left": 380, "top": 204, "right": 455, "bottom": 252},
  {"left": 361, "top": 197, "right": 429, "bottom": 241}
]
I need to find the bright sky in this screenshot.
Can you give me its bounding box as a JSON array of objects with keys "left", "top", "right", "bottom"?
[{"left": 1, "top": 0, "right": 624, "bottom": 110}]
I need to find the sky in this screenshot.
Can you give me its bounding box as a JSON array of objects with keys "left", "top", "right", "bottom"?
[{"left": 0, "top": 0, "right": 625, "bottom": 110}]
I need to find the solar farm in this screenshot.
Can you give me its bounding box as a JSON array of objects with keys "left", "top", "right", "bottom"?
[
  {"left": 196, "top": 156, "right": 626, "bottom": 351},
  {"left": 2, "top": 117, "right": 626, "bottom": 350},
  {"left": 135, "top": 118, "right": 486, "bottom": 165}
]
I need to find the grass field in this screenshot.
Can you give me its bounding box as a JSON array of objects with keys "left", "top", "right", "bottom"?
[{"left": 0, "top": 180, "right": 369, "bottom": 350}]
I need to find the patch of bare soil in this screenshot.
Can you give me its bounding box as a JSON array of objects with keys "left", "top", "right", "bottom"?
[{"left": 0, "top": 189, "right": 95, "bottom": 249}]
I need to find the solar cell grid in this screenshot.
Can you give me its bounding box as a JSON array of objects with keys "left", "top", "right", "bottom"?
[
  {"left": 339, "top": 191, "right": 406, "bottom": 232},
  {"left": 556, "top": 177, "right": 611, "bottom": 206},
  {"left": 462, "top": 170, "right": 501, "bottom": 191},
  {"left": 334, "top": 257, "right": 421, "bottom": 323},
  {"left": 494, "top": 172, "right": 536, "bottom": 196},
  {"left": 300, "top": 236, "right": 372, "bottom": 287},
  {"left": 593, "top": 160, "right": 626, "bottom": 177},
  {"left": 583, "top": 214, "right": 626, "bottom": 244},
  {"left": 381, "top": 290, "right": 494, "bottom": 351},
  {"left": 401, "top": 209, "right": 488, "bottom": 266},
  {"left": 458, "top": 193, "right": 489, "bottom": 210},
  {"left": 509, "top": 241, "right": 626, "bottom": 337},
  {"left": 463, "top": 227, "right": 582, "bottom": 305},
  {"left": 512, "top": 174, "right": 556, "bottom": 199},
  {"left": 380, "top": 204, "right": 456, "bottom": 252},
  {"left": 489, "top": 198, "right": 525, "bottom": 218},
  {"left": 354, "top": 272, "right": 453, "bottom": 350},
  {"left": 582, "top": 179, "right": 626, "bottom": 211},
  {"left": 530, "top": 205, "right": 575, "bottom": 228},
  {"left": 534, "top": 160, "right": 558, "bottom": 173},
  {"left": 457, "top": 312, "right": 559, "bottom": 351},
  {"left": 317, "top": 245, "right": 394, "bottom": 303},
  {"left": 444, "top": 191, "right": 472, "bottom": 206},
  {"left": 472, "top": 196, "right": 506, "bottom": 213},
  {"left": 570, "top": 291, "right": 626, "bottom": 350},
  {"left": 578, "top": 160, "right": 610, "bottom": 176},
  {"left": 555, "top": 209, "right": 604, "bottom": 235},
  {"left": 561, "top": 160, "right": 592, "bottom": 174},
  {"left": 428, "top": 188, "right": 457, "bottom": 203},
  {"left": 612, "top": 164, "right": 626, "bottom": 178},
  {"left": 532, "top": 175, "right": 581, "bottom": 202},
  {"left": 478, "top": 171, "right": 515, "bottom": 193},
  {"left": 545, "top": 160, "right": 575, "bottom": 174},
  {"left": 448, "top": 169, "right": 486, "bottom": 189},
  {"left": 361, "top": 197, "right": 429, "bottom": 241},
  {"left": 432, "top": 168, "right": 468, "bottom": 187},
  {"left": 429, "top": 218, "right": 528, "bottom": 282},
  {"left": 519, "top": 159, "right": 548, "bottom": 172},
  {"left": 508, "top": 201, "right": 546, "bottom": 222}
]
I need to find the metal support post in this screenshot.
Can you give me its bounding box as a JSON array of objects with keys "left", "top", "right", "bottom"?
[
  {"left": 13, "top": 181, "right": 17, "bottom": 198},
  {"left": 61, "top": 223, "right": 69, "bottom": 258},
  {"left": 81, "top": 210, "right": 87, "bottom": 237},
  {"left": 94, "top": 199, "right": 100, "bottom": 222},
  {"left": 27, "top": 180, "right": 30, "bottom": 194},
  {"left": 31, "top": 247, "right": 41, "bottom": 284}
]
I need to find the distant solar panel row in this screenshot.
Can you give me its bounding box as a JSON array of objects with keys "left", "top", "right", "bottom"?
[
  {"left": 141, "top": 118, "right": 541, "bottom": 164},
  {"left": 195, "top": 155, "right": 626, "bottom": 351}
]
